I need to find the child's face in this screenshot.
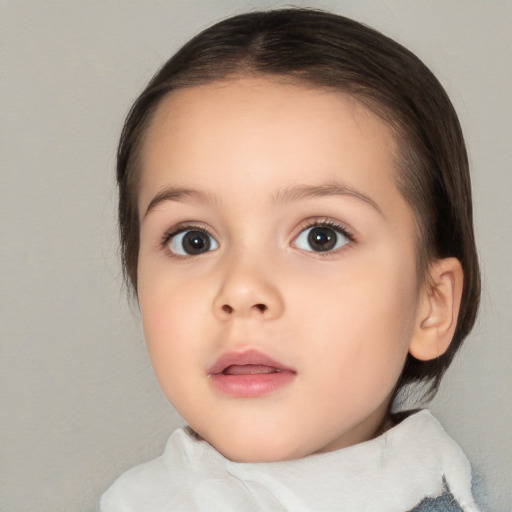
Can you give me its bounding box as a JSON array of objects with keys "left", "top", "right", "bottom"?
[{"left": 136, "top": 78, "right": 424, "bottom": 462}]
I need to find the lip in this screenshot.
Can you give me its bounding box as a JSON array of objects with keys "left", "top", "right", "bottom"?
[{"left": 207, "top": 349, "right": 296, "bottom": 397}]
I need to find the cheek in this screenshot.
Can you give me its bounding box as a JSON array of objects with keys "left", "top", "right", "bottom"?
[
  {"left": 139, "top": 255, "right": 210, "bottom": 323},
  {"left": 293, "top": 248, "right": 419, "bottom": 369},
  {"left": 137, "top": 267, "right": 209, "bottom": 376},
  {"left": 138, "top": 294, "right": 202, "bottom": 410}
]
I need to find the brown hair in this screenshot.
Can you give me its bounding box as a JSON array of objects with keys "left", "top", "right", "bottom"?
[{"left": 117, "top": 8, "right": 480, "bottom": 400}]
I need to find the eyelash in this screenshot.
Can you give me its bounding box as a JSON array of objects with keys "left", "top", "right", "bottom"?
[
  {"left": 161, "top": 223, "right": 215, "bottom": 249},
  {"left": 159, "top": 218, "right": 355, "bottom": 256},
  {"left": 298, "top": 218, "right": 354, "bottom": 240},
  {"left": 293, "top": 218, "right": 355, "bottom": 252}
]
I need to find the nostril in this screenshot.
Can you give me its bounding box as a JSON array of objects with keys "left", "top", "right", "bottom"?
[{"left": 219, "top": 303, "right": 268, "bottom": 316}]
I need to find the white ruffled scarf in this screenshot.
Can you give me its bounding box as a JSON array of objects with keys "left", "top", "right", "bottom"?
[{"left": 101, "top": 410, "right": 480, "bottom": 512}]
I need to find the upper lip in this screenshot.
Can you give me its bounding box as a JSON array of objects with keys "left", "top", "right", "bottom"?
[{"left": 208, "top": 349, "right": 296, "bottom": 375}]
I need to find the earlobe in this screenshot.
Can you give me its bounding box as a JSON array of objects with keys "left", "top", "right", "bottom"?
[{"left": 409, "top": 258, "right": 464, "bottom": 361}]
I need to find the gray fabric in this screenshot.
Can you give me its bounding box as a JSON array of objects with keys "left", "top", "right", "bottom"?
[{"left": 409, "top": 492, "right": 464, "bottom": 512}]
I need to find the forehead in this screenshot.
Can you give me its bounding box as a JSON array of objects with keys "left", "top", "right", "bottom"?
[
  {"left": 144, "top": 77, "right": 396, "bottom": 151},
  {"left": 138, "top": 78, "right": 402, "bottom": 214}
]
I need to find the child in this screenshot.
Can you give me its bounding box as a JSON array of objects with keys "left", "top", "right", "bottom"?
[{"left": 101, "top": 8, "right": 482, "bottom": 511}]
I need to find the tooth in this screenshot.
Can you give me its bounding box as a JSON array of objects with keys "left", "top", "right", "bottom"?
[{"left": 224, "top": 364, "right": 281, "bottom": 375}]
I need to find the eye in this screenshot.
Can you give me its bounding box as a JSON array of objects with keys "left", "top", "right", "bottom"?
[
  {"left": 167, "top": 229, "right": 219, "bottom": 256},
  {"left": 293, "top": 224, "right": 350, "bottom": 253}
]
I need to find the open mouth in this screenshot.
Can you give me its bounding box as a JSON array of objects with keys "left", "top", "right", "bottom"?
[
  {"left": 222, "top": 364, "right": 283, "bottom": 375},
  {"left": 208, "top": 349, "right": 295, "bottom": 376},
  {"left": 208, "top": 350, "right": 296, "bottom": 397}
]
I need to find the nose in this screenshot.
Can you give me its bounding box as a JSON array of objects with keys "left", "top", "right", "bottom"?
[{"left": 212, "top": 256, "right": 285, "bottom": 321}]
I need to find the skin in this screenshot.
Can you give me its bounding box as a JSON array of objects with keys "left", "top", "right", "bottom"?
[{"left": 136, "top": 78, "right": 444, "bottom": 463}]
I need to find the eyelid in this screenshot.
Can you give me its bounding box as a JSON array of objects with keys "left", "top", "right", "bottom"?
[
  {"left": 293, "top": 217, "right": 355, "bottom": 241},
  {"left": 291, "top": 217, "right": 355, "bottom": 253},
  {"left": 161, "top": 222, "right": 219, "bottom": 255}
]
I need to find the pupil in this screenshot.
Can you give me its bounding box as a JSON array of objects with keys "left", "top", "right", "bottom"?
[
  {"left": 183, "top": 230, "right": 210, "bottom": 254},
  {"left": 308, "top": 227, "right": 336, "bottom": 252}
]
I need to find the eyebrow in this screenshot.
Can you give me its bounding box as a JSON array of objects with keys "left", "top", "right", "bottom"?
[
  {"left": 272, "top": 182, "right": 383, "bottom": 216},
  {"left": 143, "top": 181, "right": 383, "bottom": 218},
  {"left": 143, "top": 186, "right": 218, "bottom": 218}
]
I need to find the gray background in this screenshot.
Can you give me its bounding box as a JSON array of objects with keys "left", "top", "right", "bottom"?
[{"left": 1, "top": 1, "right": 510, "bottom": 511}]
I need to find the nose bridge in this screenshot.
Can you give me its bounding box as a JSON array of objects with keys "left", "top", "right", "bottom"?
[{"left": 213, "top": 246, "right": 284, "bottom": 320}]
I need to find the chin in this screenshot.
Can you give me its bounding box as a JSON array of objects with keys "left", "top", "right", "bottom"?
[{"left": 207, "top": 432, "right": 308, "bottom": 463}]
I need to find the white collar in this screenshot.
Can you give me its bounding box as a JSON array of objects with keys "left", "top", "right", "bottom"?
[{"left": 101, "top": 410, "right": 479, "bottom": 512}]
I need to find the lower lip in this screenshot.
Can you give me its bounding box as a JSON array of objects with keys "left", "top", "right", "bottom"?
[{"left": 208, "top": 371, "right": 296, "bottom": 397}]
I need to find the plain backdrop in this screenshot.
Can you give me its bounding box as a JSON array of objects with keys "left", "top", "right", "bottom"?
[{"left": 1, "top": 1, "right": 511, "bottom": 511}]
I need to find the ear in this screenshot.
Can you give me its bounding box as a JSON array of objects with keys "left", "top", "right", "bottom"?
[{"left": 409, "top": 257, "right": 464, "bottom": 361}]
